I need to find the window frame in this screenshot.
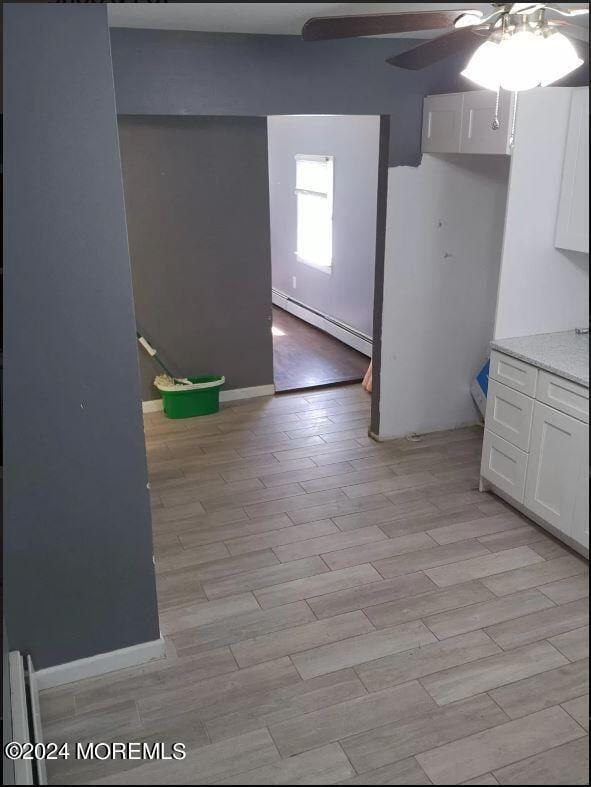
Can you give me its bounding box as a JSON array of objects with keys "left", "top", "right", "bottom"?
[{"left": 294, "top": 154, "right": 334, "bottom": 274}]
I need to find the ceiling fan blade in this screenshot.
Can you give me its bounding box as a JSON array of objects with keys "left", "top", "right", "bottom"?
[
  {"left": 509, "top": 3, "right": 544, "bottom": 13},
  {"left": 387, "top": 27, "right": 487, "bottom": 70},
  {"left": 302, "top": 9, "right": 479, "bottom": 42},
  {"left": 544, "top": 4, "right": 590, "bottom": 17},
  {"left": 547, "top": 19, "right": 590, "bottom": 42}
]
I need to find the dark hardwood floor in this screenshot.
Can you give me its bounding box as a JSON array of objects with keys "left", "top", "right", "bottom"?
[{"left": 272, "top": 306, "right": 370, "bottom": 393}]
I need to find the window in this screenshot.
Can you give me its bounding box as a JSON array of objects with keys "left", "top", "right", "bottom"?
[{"left": 295, "top": 154, "right": 333, "bottom": 271}]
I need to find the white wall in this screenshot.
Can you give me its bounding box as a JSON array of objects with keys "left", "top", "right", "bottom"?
[
  {"left": 268, "top": 115, "right": 380, "bottom": 337},
  {"left": 494, "top": 88, "right": 589, "bottom": 339},
  {"left": 378, "top": 154, "right": 510, "bottom": 440}
]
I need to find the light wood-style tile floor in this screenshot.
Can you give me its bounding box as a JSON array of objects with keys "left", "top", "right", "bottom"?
[{"left": 40, "top": 385, "right": 589, "bottom": 785}]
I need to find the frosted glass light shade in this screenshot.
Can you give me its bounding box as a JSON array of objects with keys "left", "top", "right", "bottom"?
[
  {"left": 499, "top": 31, "right": 544, "bottom": 91},
  {"left": 539, "top": 32, "right": 583, "bottom": 86},
  {"left": 461, "top": 40, "right": 502, "bottom": 90}
]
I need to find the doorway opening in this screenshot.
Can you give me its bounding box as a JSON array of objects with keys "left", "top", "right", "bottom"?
[
  {"left": 118, "top": 113, "right": 388, "bottom": 437},
  {"left": 267, "top": 114, "right": 383, "bottom": 397},
  {"left": 271, "top": 305, "right": 369, "bottom": 392}
]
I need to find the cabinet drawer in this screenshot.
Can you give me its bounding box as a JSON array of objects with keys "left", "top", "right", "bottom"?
[
  {"left": 486, "top": 379, "right": 534, "bottom": 451},
  {"left": 489, "top": 350, "right": 538, "bottom": 397},
  {"left": 536, "top": 370, "right": 589, "bottom": 424},
  {"left": 481, "top": 429, "right": 528, "bottom": 503}
]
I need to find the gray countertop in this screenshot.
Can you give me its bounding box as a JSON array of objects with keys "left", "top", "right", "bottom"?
[{"left": 490, "top": 330, "right": 589, "bottom": 388}]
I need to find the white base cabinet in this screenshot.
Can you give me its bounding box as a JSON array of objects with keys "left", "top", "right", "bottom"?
[{"left": 481, "top": 351, "right": 589, "bottom": 554}]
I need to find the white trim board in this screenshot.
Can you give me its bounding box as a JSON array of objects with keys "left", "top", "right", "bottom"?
[
  {"left": 27, "top": 655, "right": 48, "bottom": 786},
  {"left": 142, "top": 384, "right": 276, "bottom": 414},
  {"left": 272, "top": 289, "right": 372, "bottom": 357},
  {"left": 35, "top": 637, "right": 166, "bottom": 690},
  {"left": 9, "top": 652, "right": 34, "bottom": 785}
]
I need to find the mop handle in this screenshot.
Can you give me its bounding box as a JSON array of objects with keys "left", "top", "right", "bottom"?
[{"left": 136, "top": 333, "right": 176, "bottom": 379}]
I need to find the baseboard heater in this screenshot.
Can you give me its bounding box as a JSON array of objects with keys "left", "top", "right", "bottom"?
[
  {"left": 272, "top": 288, "right": 372, "bottom": 357},
  {"left": 8, "top": 652, "right": 47, "bottom": 785}
]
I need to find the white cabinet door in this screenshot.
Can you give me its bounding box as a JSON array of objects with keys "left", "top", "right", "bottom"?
[
  {"left": 555, "top": 88, "right": 589, "bottom": 253},
  {"left": 572, "top": 464, "right": 589, "bottom": 551},
  {"left": 460, "top": 89, "right": 514, "bottom": 154},
  {"left": 422, "top": 93, "right": 463, "bottom": 153},
  {"left": 525, "top": 401, "right": 588, "bottom": 537}
]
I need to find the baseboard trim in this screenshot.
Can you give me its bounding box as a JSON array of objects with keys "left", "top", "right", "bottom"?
[
  {"left": 142, "top": 399, "right": 163, "bottom": 413},
  {"left": 375, "top": 421, "right": 482, "bottom": 442},
  {"left": 220, "top": 384, "right": 276, "bottom": 402},
  {"left": 142, "top": 384, "right": 276, "bottom": 414},
  {"left": 272, "top": 289, "right": 372, "bottom": 357},
  {"left": 35, "top": 637, "right": 166, "bottom": 690}
]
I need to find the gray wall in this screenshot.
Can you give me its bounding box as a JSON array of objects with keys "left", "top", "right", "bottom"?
[
  {"left": 3, "top": 4, "right": 160, "bottom": 669},
  {"left": 118, "top": 116, "right": 274, "bottom": 401},
  {"left": 109, "top": 28, "right": 471, "bottom": 168},
  {"left": 268, "top": 115, "right": 380, "bottom": 337}
]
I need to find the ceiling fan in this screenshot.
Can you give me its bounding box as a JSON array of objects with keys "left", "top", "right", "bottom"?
[{"left": 302, "top": 4, "right": 589, "bottom": 91}]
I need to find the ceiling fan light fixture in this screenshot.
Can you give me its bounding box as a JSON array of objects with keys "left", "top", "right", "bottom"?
[
  {"left": 538, "top": 31, "right": 583, "bottom": 86},
  {"left": 461, "top": 40, "right": 502, "bottom": 90},
  {"left": 460, "top": 10, "right": 586, "bottom": 95}
]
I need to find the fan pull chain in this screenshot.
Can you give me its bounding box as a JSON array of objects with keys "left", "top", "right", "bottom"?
[
  {"left": 492, "top": 87, "right": 501, "bottom": 131},
  {"left": 509, "top": 92, "right": 518, "bottom": 148},
  {"left": 491, "top": 13, "right": 509, "bottom": 133}
]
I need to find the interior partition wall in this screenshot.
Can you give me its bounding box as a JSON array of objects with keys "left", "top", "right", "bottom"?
[{"left": 3, "top": 3, "right": 160, "bottom": 669}]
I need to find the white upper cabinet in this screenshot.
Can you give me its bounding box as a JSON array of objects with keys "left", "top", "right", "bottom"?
[
  {"left": 555, "top": 87, "right": 589, "bottom": 254},
  {"left": 460, "top": 89, "right": 514, "bottom": 155},
  {"left": 422, "top": 90, "right": 514, "bottom": 155},
  {"left": 422, "top": 93, "right": 463, "bottom": 153}
]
